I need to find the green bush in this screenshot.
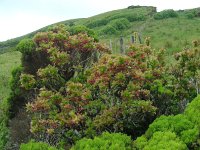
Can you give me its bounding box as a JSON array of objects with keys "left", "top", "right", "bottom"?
[
  {"left": 100, "top": 25, "right": 117, "bottom": 35},
  {"left": 134, "top": 95, "right": 200, "bottom": 149},
  {"left": 18, "top": 24, "right": 110, "bottom": 146},
  {"left": 154, "top": 9, "right": 178, "bottom": 20},
  {"left": 99, "top": 18, "right": 130, "bottom": 35},
  {"left": 69, "top": 25, "right": 99, "bottom": 41},
  {"left": 7, "top": 66, "right": 25, "bottom": 118},
  {"left": 145, "top": 114, "right": 199, "bottom": 145},
  {"left": 93, "top": 100, "right": 156, "bottom": 138},
  {"left": 16, "top": 39, "right": 35, "bottom": 54},
  {"left": 109, "top": 18, "right": 130, "bottom": 31},
  {"left": 185, "top": 10, "right": 200, "bottom": 19},
  {"left": 185, "top": 12, "right": 196, "bottom": 19},
  {"left": 185, "top": 95, "right": 200, "bottom": 128},
  {"left": 20, "top": 141, "right": 58, "bottom": 150},
  {"left": 107, "top": 13, "right": 146, "bottom": 22},
  {"left": 71, "top": 132, "right": 132, "bottom": 150},
  {"left": 126, "top": 13, "right": 146, "bottom": 22},
  {"left": 86, "top": 19, "right": 108, "bottom": 28},
  {"left": 134, "top": 131, "right": 187, "bottom": 150}
]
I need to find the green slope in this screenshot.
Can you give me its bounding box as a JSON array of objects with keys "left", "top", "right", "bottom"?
[
  {"left": 0, "top": 51, "right": 21, "bottom": 101},
  {"left": 0, "top": 6, "right": 200, "bottom": 55},
  {"left": 0, "top": 6, "right": 156, "bottom": 54}
]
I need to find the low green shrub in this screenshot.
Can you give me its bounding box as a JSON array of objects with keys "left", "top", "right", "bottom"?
[
  {"left": 16, "top": 39, "right": 35, "bottom": 54},
  {"left": 7, "top": 66, "right": 25, "bottom": 118},
  {"left": 185, "top": 11, "right": 196, "bottom": 19},
  {"left": 146, "top": 114, "right": 199, "bottom": 145},
  {"left": 20, "top": 140, "right": 58, "bottom": 150},
  {"left": 93, "top": 100, "right": 156, "bottom": 138},
  {"left": 85, "top": 11, "right": 147, "bottom": 29},
  {"left": 185, "top": 95, "right": 200, "bottom": 128},
  {"left": 154, "top": 9, "right": 178, "bottom": 20},
  {"left": 99, "top": 18, "right": 130, "bottom": 35},
  {"left": 86, "top": 19, "right": 108, "bottom": 28},
  {"left": 107, "top": 13, "right": 146, "bottom": 22},
  {"left": 134, "top": 131, "right": 187, "bottom": 150},
  {"left": 134, "top": 95, "right": 200, "bottom": 149},
  {"left": 109, "top": 18, "right": 130, "bottom": 31},
  {"left": 69, "top": 25, "right": 99, "bottom": 42},
  {"left": 71, "top": 132, "right": 132, "bottom": 150},
  {"left": 100, "top": 25, "right": 117, "bottom": 35},
  {"left": 126, "top": 13, "right": 146, "bottom": 22}
]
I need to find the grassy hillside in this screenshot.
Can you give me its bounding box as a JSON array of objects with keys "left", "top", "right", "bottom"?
[
  {"left": 0, "top": 51, "right": 21, "bottom": 149},
  {"left": 0, "top": 51, "right": 21, "bottom": 101},
  {"left": 0, "top": 6, "right": 157, "bottom": 54},
  {"left": 0, "top": 6, "right": 200, "bottom": 55}
]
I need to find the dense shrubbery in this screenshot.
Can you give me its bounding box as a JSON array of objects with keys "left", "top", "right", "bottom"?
[
  {"left": 16, "top": 24, "right": 109, "bottom": 147},
  {"left": 86, "top": 19, "right": 108, "bottom": 29},
  {"left": 100, "top": 25, "right": 117, "bottom": 35},
  {"left": 185, "top": 11, "right": 196, "bottom": 19},
  {"left": 71, "top": 132, "right": 132, "bottom": 150},
  {"left": 185, "top": 9, "right": 200, "bottom": 19},
  {"left": 133, "top": 44, "right": 200, "bottom": 149},
  {"left": 68, "top": 25, "right": 99, "bottom": 42},
  {"left": 109, "top": 18, "right": 130, "bottom": 30},
  {"left": 7, "top": 67, "right": 24, "bottom": 117},
  {"left": 107, "top": 13, "right": 146, "bottom": 22},
  {"left": 10, "top": 23, "right": 200, "bottom": 149},
  {"left": 154, "top": 9, "right": 178, "bottom": 20},
  {"left": 16, "top": 25, "right": 164, "bottom": 148},
  {"left": 134, "top": 95, "right": 200, "bottom": 149},
  {"left": 171, "top": 46, "right": 200, "bottom": 106},
  {"left": 85, "top": 10, "right": 146, "bottom": 30},
  {"left": 146, "top": 114, "right": 199, "bottom": 145},
  {"left": 19, "top": 95, "right": 200, "bottom": 149},
  {"left": 99, "top": 18, "right": 131, "bottom": 35}
]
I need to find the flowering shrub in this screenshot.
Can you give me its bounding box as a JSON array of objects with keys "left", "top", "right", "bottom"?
[
  {"left": 87, "top": 44, "right": 174, "bottom": 115},
  {"left": 15, "top": 23, "right": 200, "bottom": 149},
  {"left": 171, "top": 45, "right": 200, "bottom": 110},
  {"left": 15, "top": 24, "right": 109, "bottom": 146},
  {"left": 93, "top": 100, "right": 156, "bottom": 137}
]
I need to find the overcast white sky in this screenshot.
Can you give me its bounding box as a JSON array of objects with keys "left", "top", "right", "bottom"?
[{"left": 0, "top": 0, "right": 200, "bottom": 42}]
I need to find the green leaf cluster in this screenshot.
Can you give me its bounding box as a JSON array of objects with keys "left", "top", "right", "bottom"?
[{"left": 71, "top": 132, "right": 132, "bottom": 150}]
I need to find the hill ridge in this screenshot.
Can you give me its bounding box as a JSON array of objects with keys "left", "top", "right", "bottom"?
[{"left": 0, "top": 6, "right": 200, "bottom": 54}]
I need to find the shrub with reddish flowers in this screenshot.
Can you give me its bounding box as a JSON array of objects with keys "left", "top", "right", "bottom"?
[
  {"left": 14, "top": 23, "right": 200, "bottom": 149},
  {"left": 17, "top": 24, "right": 109, "bottom": 146},
  {"left": 170, "top": 45, "right": 200, "bottom": 111}
]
